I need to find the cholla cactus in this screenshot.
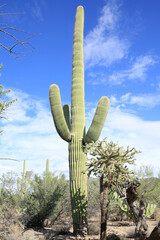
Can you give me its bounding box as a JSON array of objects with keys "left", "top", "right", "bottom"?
[
  {"left": 85, "top": 139, "right": 140, "bottom": 240},
  {"left": 85, "top": 139, "right": 139, "bottom": 185},
  {"left": 49, "top": 6, "right": 109, "bottom": 234}
]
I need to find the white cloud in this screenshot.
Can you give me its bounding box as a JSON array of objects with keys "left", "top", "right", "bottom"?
[
  {"left": 0, "top": 89, "right": 69, "bottom": 176},
  {"left": 84, "top": 1, "right": 129, "bottom": 67},
  {"left": 1, "top": 88, "right": 160, "bottom": 177},
  {"left": 109, "top": 55, "right": 158, "bottom": 85},
  {"left": 87, "top": 72, "right": 107, "bottom": 85},
  {"left": 101, "top": 107, "right": 160, "bottom": 174},
  {"left": 85, "top": 98, "right": 160, "bottom": 176},
  {"left": 129, "top": 94, "right": 160, "bottom": 108},
  {"left": 111, "top": 92, "right": 160, "bottom": 108},
  {"left": 120, "top": 93, "right": 131, "bottom": 102},
  {"left": 30, "top": 0, "right": 45, "bottom": 21}
]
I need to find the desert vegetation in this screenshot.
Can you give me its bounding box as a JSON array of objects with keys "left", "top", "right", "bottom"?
[{"left": 0, "top": 160, "right": 160, "bottom": 239}]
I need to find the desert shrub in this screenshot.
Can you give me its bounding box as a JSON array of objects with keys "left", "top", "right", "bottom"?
[
  {"left": 0, "top": 172, "right": 19, "bottom": 211},
  {"left": 24, "top": 172, "right": 68, "bottom": 227},
  {"left": 88, "top": 222, "right": 100, "bottom": 235},
  {"left": 136, "top": 165, "right": 160, "bottom": 207},
  {"left": 0, "top": 168, "right": 34, "bottom": 213},
  {"left": 0, "top": 169, "right": 70, "bottom": 229},
  {"left": 0, "top": 205, "right": 25, "bottom": 240},
  {"left": 87, "top": 178, "right": 100, "bottom": 217},
  {"left": 0, "top": 171, "right": 17, "bottom": 194}
]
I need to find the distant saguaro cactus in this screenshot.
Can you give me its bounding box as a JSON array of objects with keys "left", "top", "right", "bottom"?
[
  {"left": 49, "top": 6, "right": 109, "bottom": 235},
  {"left": 46, "top": 159, "right": 49, "bottom": 174},
  {"left": 17, "top": 160, "right": 31, "bottom": 199},
  {"left": 45, "top": 159, "right": 50, "bottom": 186}
]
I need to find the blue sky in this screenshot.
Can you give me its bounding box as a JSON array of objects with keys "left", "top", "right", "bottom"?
[{"left": 0, "top": 0, "right": 160, "bottom": 177}]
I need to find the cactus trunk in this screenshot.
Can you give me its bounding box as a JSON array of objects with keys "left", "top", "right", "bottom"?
[
  {"left": 69, "top": 135, "right": 87, "bottom": 234},
  {"left": 69, "top": 6, "right": 87, "bottom": 234},
  {"left": 49, "top": 5, "right": 110, "bottom": 235}
]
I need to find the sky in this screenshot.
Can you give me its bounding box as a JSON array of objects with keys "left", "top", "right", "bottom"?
[{"left": 0, "top": 0, "right": 160, "bottom": 177}]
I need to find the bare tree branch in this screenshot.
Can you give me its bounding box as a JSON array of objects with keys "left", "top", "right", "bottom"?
[
  {"left": 0, "top": 158, "right": 19, "bottom": 161},
  {"left": 0, "top": 4, "right": 38, "bottom": 58},
  {"left": 0, "top": 12, "right": 25, "bottom": 15}
]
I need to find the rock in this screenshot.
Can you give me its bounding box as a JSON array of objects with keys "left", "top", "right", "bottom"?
[
  {"left": 23, "top": 229, "right": 35, "bottom": 240},
  {"left": 43, "top": 218, "right": 51, "bottom": 227},
  {"left": 23, "top": 229, "right": 46, "bottom": 240}
]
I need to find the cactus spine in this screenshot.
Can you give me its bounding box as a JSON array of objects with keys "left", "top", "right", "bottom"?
[{"left": 49, "top": 6, "right": 109, "bottom": 234}]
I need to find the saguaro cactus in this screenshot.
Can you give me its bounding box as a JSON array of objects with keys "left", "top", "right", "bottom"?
[
  {"left": 49, "top": 6, "right": 109, "bottom": 235},
  {"left": 17, "top": 160, "right": 31, "bottom": 199},
  {"left": 45, "top": 158, "right": 50, "bottom": 186},
  {"left": 46, "top": 159, "right": 50, "bottom": 176}
]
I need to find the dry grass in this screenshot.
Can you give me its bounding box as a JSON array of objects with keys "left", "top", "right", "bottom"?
[
  {"left": 88, "top": 223, "right": 100, "bottom": 235},
  {"left": 0, "top": 223, "right": 24, "bottom": 240}
]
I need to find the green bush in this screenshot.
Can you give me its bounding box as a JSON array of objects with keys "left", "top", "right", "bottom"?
[
  {"left": 0, "top": 172, "right": 18, "bottom": 208},
  {"left": 24, "top": 172, "right": 68, "bottom": 227},
  {"left": 87, "top": 178, "right": 100, "bottom": 217}
]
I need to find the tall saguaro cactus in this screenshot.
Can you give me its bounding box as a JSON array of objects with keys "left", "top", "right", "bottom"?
[{"left": 49, "top": 6, "right": 109, "bottom": 235}]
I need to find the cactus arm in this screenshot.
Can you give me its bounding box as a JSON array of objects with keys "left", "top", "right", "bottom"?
[
  {"left": 49, "top": 84, "right": 72, "bottom": 142},
  {"left": 84, "top": 96, "right": 110, "bottom": 144},
  {"left": 63, "top": 104, "right": 71, "bottom": 130}
]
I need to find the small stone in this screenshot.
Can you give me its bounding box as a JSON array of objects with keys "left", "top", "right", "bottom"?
[{"left": 23, "top": 229, "right": 35, "bottom": 240}]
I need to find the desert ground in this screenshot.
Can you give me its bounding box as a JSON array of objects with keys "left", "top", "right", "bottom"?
[{"left": 21, "top": 215, "right": 159, "bottom": 240}]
